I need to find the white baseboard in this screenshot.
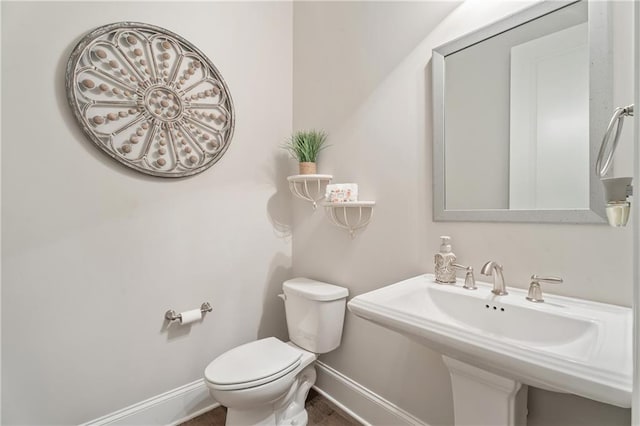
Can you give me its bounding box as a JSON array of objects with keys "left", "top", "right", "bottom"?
[
  {"left": 81, "top": 363, "right": 426, "bottom": 426},
  {"left": 314, "top": 361, "right": 430, "bottom": 426},
  {"left": 80, "top": 379, "right": 218, "bottom": 426}
]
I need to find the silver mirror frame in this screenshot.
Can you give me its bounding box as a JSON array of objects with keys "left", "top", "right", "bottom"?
[{"left": 433, "top": 1, "right": 610, "bottom": 223}]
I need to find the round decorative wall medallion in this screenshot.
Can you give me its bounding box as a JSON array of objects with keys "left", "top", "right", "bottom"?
[{"left": 65, "top": 22, "right": 235, "bottom": 177}]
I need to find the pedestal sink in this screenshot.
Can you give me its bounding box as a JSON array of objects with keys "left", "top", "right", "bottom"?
[{"left": 347, "top": 274, "right": 632, "bottom": 425}]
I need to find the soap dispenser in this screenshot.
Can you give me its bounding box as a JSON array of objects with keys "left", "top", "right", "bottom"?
[{"left": 434, "top": 236, "right": 457, "bottom": 283}]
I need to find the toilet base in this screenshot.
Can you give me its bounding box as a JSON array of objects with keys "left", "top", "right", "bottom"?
[
  {"left": 282, "top": 409, "right": 308, "bottom": 426},
  {"left": 226, "top": 407, "right": 277, "bottom": 426},
  {"left": 224, "top": 364, "right": 317, "bottom": 426},
  {"left": 226, "top": 407, "right": 308, "bottom": 426}
]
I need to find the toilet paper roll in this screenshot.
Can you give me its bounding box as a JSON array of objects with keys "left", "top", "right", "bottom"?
[{"left": 179, "top": 309, "right": 203, "bottom": 325}]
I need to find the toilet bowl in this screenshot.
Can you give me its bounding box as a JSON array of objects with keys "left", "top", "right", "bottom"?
[
  {"left": 205, "top": 338, "right": 317, "bottom": 425},
  {"left": 204, "top": 278, "right": 348, "bottom": 426}
]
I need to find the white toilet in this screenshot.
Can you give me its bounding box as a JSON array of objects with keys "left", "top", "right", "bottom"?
[{"left": 204, "top": 277, "right": 349, "bottom": 426}]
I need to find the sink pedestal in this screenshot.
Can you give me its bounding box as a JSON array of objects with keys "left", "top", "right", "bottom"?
[{"left": 443, "top": 357, "right": 528, "bottom": 426}]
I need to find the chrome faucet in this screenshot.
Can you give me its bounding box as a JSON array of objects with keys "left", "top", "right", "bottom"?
[{"left": 480, "top": 261, "right": 507, "bottom": 295}]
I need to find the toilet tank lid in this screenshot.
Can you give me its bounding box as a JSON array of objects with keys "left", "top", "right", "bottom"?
[{"left": 283, "top": 278, "right": 349, "bottom": 301}]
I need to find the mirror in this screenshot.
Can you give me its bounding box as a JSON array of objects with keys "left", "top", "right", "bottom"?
[{"left": 433, "top": 1, "right": 611, "bottom": 223}]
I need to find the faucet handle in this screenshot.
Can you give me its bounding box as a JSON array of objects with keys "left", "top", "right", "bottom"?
[
  {"left": 463, "top": 268, "right": 477, "bottom": 290},
  {"left": 526, "top": 275, "right": 563, "bottom": 303},
  {"left": 452, "top": 264, "right": 477, "bottom": 290}
]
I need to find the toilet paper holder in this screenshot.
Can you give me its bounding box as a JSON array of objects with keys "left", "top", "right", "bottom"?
[{"left": 165, "top": 302, "right": 213, "bottom": 322}]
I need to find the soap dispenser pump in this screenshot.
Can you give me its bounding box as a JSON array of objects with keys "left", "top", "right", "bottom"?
[{"left": 434, "top": 236, "right": 457, "bottom": 283}]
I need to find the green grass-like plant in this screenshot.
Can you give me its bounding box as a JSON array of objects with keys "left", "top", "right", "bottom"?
[{"left": 283, "top": 130, "right": 328, "bottom": 163}]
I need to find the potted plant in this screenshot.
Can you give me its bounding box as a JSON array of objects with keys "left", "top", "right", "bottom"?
[{"left": 283, "top": 130, "right": 328, "bottom": 174}]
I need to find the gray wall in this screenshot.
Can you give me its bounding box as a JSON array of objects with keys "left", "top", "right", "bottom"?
[
  {"left": 293, "top": 1, "right": 632, "bottom": 425},
  {"left": 1, "top": 2, "right": 293, "bottom": 424}
]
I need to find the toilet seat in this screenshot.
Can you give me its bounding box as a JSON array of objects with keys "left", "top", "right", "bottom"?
[{"left": 205, "top": 337, "right": 302, "bottom": 391}]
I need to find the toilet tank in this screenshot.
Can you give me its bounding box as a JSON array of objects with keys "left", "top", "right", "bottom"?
[{"left": 282, "top": 278, "right": 349, "bottom": 354}]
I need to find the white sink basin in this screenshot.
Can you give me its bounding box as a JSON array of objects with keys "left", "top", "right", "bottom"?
[{"left": 348, "top": 274, "right": 632, "bottom": 408}]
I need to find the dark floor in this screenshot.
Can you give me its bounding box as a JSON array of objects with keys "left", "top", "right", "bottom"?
[{"left": 181, "top": 389, "right": 360, "bottom": 426}]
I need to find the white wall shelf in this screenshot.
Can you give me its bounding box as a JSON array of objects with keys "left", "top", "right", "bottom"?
[
  {"left": 287, "top": 174, "right": 333, "bottom": 209},
  {"left": 323, "top": 201, "right": 376, "bottom": 238}
]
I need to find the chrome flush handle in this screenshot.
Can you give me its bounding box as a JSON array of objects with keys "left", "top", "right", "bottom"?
[{"left": 526, "top": 275, "right": 563, "bottom": 303}]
